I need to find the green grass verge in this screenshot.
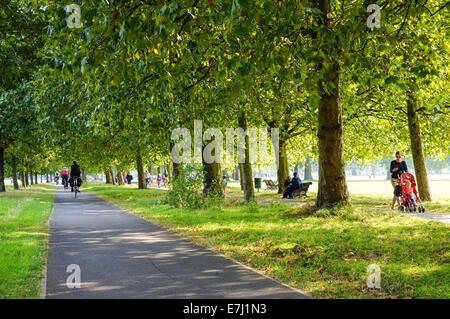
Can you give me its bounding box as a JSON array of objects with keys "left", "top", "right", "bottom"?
[
  {"left": 87, "top": 184, "right": 449, "bottom": 299},
  {"left": 0, "top": 184, "right": 54, "bottom": 299}
]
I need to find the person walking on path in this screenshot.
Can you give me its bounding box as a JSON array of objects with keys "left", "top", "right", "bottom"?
[
  {"left": 156, "top": 173, "right": 161, "bottom": 188},
  {"left": 126, "top": 173, "right": 133, "bottom": 185},
  {"left": 145, "top": 170, "right": 150, "bottom": 187},
  {"left": 390, "top": 151, "right": 408, "bottom": 209},
  {"left": 222, "top": 175, "right": 228, "bottom": 194}
]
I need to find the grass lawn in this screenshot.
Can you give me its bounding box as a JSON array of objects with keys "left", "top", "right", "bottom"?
[
  {"left": 226, "top": 180, "right": 450, "bottom": 213},
  {"left": 0, "top": 184, "right": 54, "bottom": 298},
  {"left": 87, "top": 183, "right": 450, "bottom": 299}
]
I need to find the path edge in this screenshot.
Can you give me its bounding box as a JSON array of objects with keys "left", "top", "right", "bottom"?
[{"left": 40, "top": 185, "right": 56, "bottom": 299}]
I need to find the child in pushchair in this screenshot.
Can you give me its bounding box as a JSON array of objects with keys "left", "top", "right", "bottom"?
[{"left": 398, "top": 173, "right": 425, "bottom": 213}]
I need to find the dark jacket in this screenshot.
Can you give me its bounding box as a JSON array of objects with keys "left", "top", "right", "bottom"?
[
  {"left": 291, "top": 176, "right": 302, "bottom": 190},
  {"left": 390, "top": 160, "right": 408, "bottom": 179},
  {"left": 284, "top": 178, "right": 291, "bottom": 189},
  {"left": 70, "top": 164, "right": 81, "bottom": 178}
]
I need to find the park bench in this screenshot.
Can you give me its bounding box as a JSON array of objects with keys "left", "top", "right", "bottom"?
[
  {"left": 292, "top": 182, "right": 312, "bottom": 198},
  {"left": 263, "top": 179, "right": 278, "bottom": 190}
]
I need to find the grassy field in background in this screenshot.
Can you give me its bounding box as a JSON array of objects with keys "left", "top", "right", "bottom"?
[
  {"left": 0, "top": 185, "right": 54, "bottom": 298},
  {"left": 87, "top": 183, "right": 450, "bottom": 299},
  {"left": 225, "top": 180, "right": 450, "bottom": 213}
]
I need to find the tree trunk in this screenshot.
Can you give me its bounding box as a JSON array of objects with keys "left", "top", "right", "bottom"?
[
  {"left": 105, "top": 169, "right": 112, "bottom": 184},
  {"left": 46, "top": 174, "right": 49, "bottom": 183},
  {"left": 29, "top": 168, "right": 34, "bottom": 185},
  {"left": 34, "top": 173, "right": 38, "bottom": 185},
  {"left": 136, "top": 147, "right": 146, "bottom": 189},
  {"left": 110, "top": 168, "right": 116, "bottom": 185},
  {"left": 22, "top": 170, "right": 26, "bottom": 188},
  {"left": 11, "top": 155, "right": 19, "bottom": 190},
  {"left": 172, "top": 162, "right": 181, "bottom": 181},
  {"left": 117, "top": 169, "right": 125, "bottom": 185},
  {"left": 304, "top": 156, "right": 313, "bottom": 180},
  {"left": 148, "top": 164, "right": 153, "bottom": 175},
  {"left": 238, "top": 163, "right": 244, "bottom": 191},
  {"left": 0, "top": 146, "right": 6, "bottom": 192},
  {"left": 81, "top": 167, "right": 87, "bottom": 182},
  {"left": 314, "top": 0, "right": 348, "bottom": 207},
  {"left": 238, "top": 111, "right": 255, "bottom": 201},
  {"left": 202, "top": 136, "right": 223, "bottom": 196},
  {"left": 167, "top": 161, "right": 173, "bottom": 185},
  {"left": 407, "top": 90, "right": 431, "bottom": 201},
  {"left": 277, "top": 138, "right": 289, "bottom": 194},
  {"left": 157, "top": 166, "right": 161, "bottom": 174}
]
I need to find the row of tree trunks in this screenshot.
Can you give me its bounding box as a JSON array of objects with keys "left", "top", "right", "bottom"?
[
  {"left": 238, "top": 111, "right": 255, "bottom": 201},
  {"left": 407, "top": 90, "right": 432, "bottom": 201}
]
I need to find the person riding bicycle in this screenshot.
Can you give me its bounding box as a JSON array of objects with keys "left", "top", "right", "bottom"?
[
  {"left": 61, "top": 167, "right": 69, "bottom": 187},
  {"left": 69, "top": 161, "right": 83, "bottom": 192},
  {"left": 54, "top": 172, "right": 60, "bottom": 184}
]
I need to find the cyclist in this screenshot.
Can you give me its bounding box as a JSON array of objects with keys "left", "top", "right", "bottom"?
[
  {"left": 54, "top": 172, "right": 60, "bottom": 185},
  {"left": 61, "top": 167, "right": 69, "bottom": 188},
  {"left": 69, "top": 161, "right": 83, "bottom": 192}
]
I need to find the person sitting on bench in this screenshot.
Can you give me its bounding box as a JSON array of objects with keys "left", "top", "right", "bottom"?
[{"left": 283, "top": 172, "right": 302, "bottom": 199}]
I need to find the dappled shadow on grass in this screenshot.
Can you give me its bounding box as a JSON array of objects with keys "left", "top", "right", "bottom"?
[{"left": 87, "top": 184, "right": 449, "bottom": 298}]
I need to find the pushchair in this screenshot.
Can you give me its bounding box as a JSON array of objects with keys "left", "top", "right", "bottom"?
[{"left": 398, "top": 172, "right": 425, "bottom": 213}]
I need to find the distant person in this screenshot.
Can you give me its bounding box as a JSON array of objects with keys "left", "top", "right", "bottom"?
[
  {"left": 126, "top": 173, "right": 133, "bottom": 185},
  {"left": 222, "top": 175, "right": 228, "bottom": 194},
  {"left": 390, "top": 151, "right": 408, "bottom": 209},
  {"left": 283, "top": 172, "right": 302, "bottom": 199},
  {"left": 54, "top": 172, "right": 60, "bottom": 185},
  {"left": 156, "top": 173, "right": 162, "bottom": 188},
  {"left": 69, "top": 161, "right": 82, "bottom": 192},
  {"left": 145, "top": 170, "right": 150, "bottom": 186},
  {"left": 61, "top": 167, "right": 69, "bottom": 187},
  {"left": 163, "top": 169, "right": 168, "bottom": 187},
  {"left": 284, "top": 175, "right": 291, "bottom": 190}
]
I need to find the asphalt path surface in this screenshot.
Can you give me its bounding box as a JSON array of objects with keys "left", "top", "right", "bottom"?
[{"left": 46, "top": 186, "right": 310, "bottom": 299}]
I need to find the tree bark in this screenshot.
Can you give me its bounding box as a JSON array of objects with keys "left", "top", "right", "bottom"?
[
  {"left": 81, "top": 167, "right": 87, "bottom": 182},
  {"left": 22, "top": 170, "right": 26, "bottom": 188},
  {"left": 407, "top": 90, "right": 432, "bottom": 201},
  {"left": 105, "top": 169, "right": 112, "bottom": 184},
  {"left": 0, "top": 146, "right": 6, "bottom": 192},
  {"left": 110, "top": 168, "right": 116, "bottom": 185},
  {"left": 238, "top": 163, "right": 244, "bottom": 191},
  {"left": 34, "top": 173, "right": 38, "bottom": 185},
  {"left": 304, "top": 156, "right": 313, "bottom": 180},
  {"left": 238, "top": 111, "right": 255, "bottom": 201},
  {"left": 202, "top": 136, "right": 223, "bottom": 196},
  {"left": 277, "top": 138, "right": 289, "bottom": 194},
  {"left": 314, "top": 0, "right": 349, "bottom": 207},
  {"left": 11, "top": 155, "right": 19, "bottom": 190},
  {"left": 117, "top": 169, "right": 125, "bottom": 185},
  {"left": 136, "top": 147, "right": 146, "bottom": 189},
  {"left": 29, "top": 168, "right": 34, "bottom": 185}
]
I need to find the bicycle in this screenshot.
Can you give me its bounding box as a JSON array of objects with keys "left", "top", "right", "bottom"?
[
  {"left": 62, "top": 176, "right": 69, "bottom": 191},
  {"left": 73, "top": 177, "right": 80, "bottom": 198}
]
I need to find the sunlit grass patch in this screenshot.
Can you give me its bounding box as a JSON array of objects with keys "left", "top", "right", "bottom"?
[{"left": 0, "top": 185, "right": 54, "bottom": 299}]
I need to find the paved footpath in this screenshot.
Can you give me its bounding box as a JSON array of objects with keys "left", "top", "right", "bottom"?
[{"left": 46, "top": 187, "right": 310, "bottom": 299}]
